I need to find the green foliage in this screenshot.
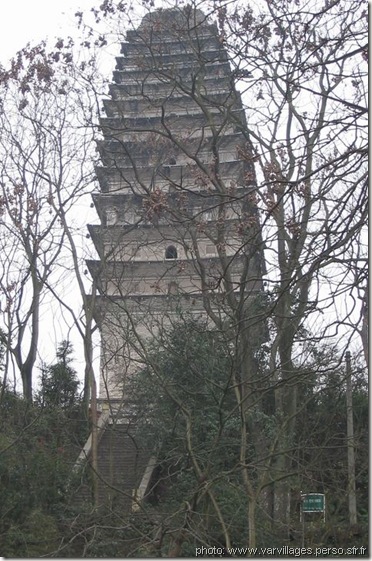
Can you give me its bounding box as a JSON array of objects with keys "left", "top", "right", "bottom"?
[
  {"left": 37, "top": 340, "right": 80, "bottom": 408},
  {"left": 125, "top": 324, "right": 369, "bottom": 553},
  {"left": 2, "top": 510, "right": 60, "bottom": 557},
  {"left": 294, "top": 360, "right": 368, "bottom": 535},
  {"left": 0, "top": 332, "right": 365, "bottom": 556},
  {"left": 0, "top": 343, "right": 88, "bottom": 557},
  {"left": 132, "top": 320, "right": 237, "bottom": 457},
  {"left": 127, "top": 320, "right": 248, "bottom": 551}
]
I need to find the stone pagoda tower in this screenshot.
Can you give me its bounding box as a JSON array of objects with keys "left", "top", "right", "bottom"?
[{"left": 88, "top": 6, "right": 264, "bottom": 414}]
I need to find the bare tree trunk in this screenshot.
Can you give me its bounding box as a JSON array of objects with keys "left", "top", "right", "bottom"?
[
  {"left": 345, "top": 351, "right": 357, "bottom": 527},
  {"left": 359, "top": 288, "right": 368, "bottom": 367}
]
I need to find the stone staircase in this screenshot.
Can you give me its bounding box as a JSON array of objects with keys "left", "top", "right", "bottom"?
[{"left": 74, "top": 416, "right": 155, "bottom": 512}]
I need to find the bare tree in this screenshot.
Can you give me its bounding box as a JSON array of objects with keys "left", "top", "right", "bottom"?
[
  {"left": 217, "top": 0, "right": 367, "bottom": 529},
  {"left": 0, "top": 41, "right": 102, "bottom": 403}
]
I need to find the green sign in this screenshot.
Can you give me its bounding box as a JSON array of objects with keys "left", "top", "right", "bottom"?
[{"left": 302, "top": 494, "right": 325, "bottom": 512}]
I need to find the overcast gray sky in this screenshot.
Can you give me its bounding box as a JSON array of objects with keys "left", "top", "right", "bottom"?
[{"left": 0, "top": 0, "right": 99, "bottom": 65}]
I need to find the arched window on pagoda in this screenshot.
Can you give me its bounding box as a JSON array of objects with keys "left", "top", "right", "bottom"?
[{"left": 165, "top": 245, "right": 178, "bottom": 259}]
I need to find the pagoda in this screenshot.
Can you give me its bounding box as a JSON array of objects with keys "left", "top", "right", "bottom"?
[{"left": 88, "top": 5, "right": 264, "bottom": 413}]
